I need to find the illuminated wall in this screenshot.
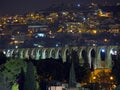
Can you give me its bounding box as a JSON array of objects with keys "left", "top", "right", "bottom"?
[{"left": 1, "top": 46, "right": 118, "bottom": 69}]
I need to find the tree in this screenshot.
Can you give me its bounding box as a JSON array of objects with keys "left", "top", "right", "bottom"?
[
  {"left": 69, "top": 62, "right": 76, "bottom": 87},
  {"left": 69, "top": 50, "right": 91, "bottom": 83},
  {"left": 0, "top": 72, "right": 11, "bottom": 90},
  {"left": 0, "top": 51, "right": 7, "bottom": 65},
  {"left": 1, "top": 59, "right": 27, "bottom": 89},
  {"left": 112, "top": 48, "right": 120, "bottom": 85},
  {"left": 23, "top": 61, "right": 37, "bottom": 90},
  {"left": 17, "top": 68, "right": 25, "bottom": 90},
  {"left": 81, "top": 63, "right": 91, "bottom": 83}
]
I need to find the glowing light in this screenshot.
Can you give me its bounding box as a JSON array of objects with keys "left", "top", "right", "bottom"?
[
  {"left": 3, "top": 51, "right": 6, "bottom": 54},
  {"left": 101, "top": 49, "right": 105, "bottom": 52},
  {"left": 104, "top": 38, "right": 108, "bottom": 42},
  {"left": 110, "top": 49, "right": 117, "bottom": 55},
  {"left": 77, "top": 4, "right": 80, "bottom": 7},
  {"left": 110, "top": 76, "right": 113, "bottom": 80},
  {"left": 93, "top": 44, "right": 96, "bottom": 46},
  {"left": 15, "top": 46, "right": 18, "bottom": 49},
  {"left": 83, "top": 17, "right": 86, "bottom": 21},
  {"left": 78, "top": 30, "right": 82, "bottom": 33},
  {"left": 93, "top": 76, "right": 96, "bottom": 80},
  {"left": 37, "top": 33, "right": 45, "bottom": 37},
  {"left": 92, "top": 30, "right": 97, "bottom": 34},
  {"left": 56, "top": 44, "right": 59, "bottom": 47},
  {"left": 57, "top": 29, "right": 62, "bottom": 33}
]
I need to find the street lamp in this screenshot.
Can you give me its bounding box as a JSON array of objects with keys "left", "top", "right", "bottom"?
[
  {"left": 110, "top": 76, "right": 113, "bottom": 81},
  {"left": 110, "top": 76, "right": 114, "bottom": 90},
  {"left": 93, "top": 76, "right": 96, "bottom": 90},
  {"left": 93, "top": 76, "right": 96, "bottom": 81}
]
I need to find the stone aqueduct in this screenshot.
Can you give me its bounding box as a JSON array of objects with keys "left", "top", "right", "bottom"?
[{"left": 1, "top": 46, "right": 119, "bottom": 69}]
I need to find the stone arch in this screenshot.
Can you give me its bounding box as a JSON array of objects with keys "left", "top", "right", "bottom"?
[
  {"left": 101, "top": 46, "right": 107, "bottom": 68},
  {"left": 9, "top": 49, "right": 19, "bottom": 58},
  {"left": 61, "top": 47, "right": 70, "bottom": 62},
  {"left": 48, "top": 48, "right": 56, "bottom": 58},
  {"left": 45, "top": 48, "right": 49, "bottom": 59},
  {"left": 6, "top": 49, "right": 12, "bottom": 57},
  {"left": 41, "top": 48, "right": 48, "bottom": 59},
  {"left": 19, "top": 49, "right": 24, "bottom": 59},
  {"left": 10, "top": 49, "right": 15, "bottom": 57},
  {"left": 77, "top": 47, "right": 87, "bottom": 66},
  {"left": 110, "top": 46, "right": 118, "bottom": 61},
  {"left": 27, "top": 48, "right": 36, "bottom": 59},
  {"left": 17, "top": 49, "right": 21, "bottom": 57},
  {"left": 96, "top": 46, "right": 107, "bottom": 68},
  {"left": 12, "top": 49, "right": 19, "bottom": 58},
  {"left": 22, "top": 49, "right": 29, "bottom": 59},
  {"left": 55, "top": 48, "right": 62, "bottom": 59},
  {"left": 100, "top": 47, "right": 106, "bottom": 61},
  {"left": 87, "top": 47, "right": 96, "bottom": 69},
  {"left": 1, "top": 45, "right": 119, "bottom": 69},
  {"left": 35, "top": 48, "right": 42, "bottom": 60},
  {"left": 106, "top": 46, "right": 118, "bottom": 68},
  {"left": 25, "top": 49, "right": 30, "bottom": 59},
  {"left": 30, "top": 48, "right": 36, "bottom": 59}
]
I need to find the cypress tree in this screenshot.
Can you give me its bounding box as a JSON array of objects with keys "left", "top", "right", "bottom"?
[
  {"left": 17, "top": 68, "right": 25, "bottom": 90},
  {"left": 23, "top": 61, "right": 37, "bottom": 90}
]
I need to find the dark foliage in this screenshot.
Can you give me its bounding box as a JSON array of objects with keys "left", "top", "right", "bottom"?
[
  {"left": 23, "top": 61, "right": 37, "bottom": 90},
  {"left": 32, "top": 50, "right": 91, "bottom": 85},
  {"left": 17, "top": 68, "right": 25, "bottom": 90},
  {"left": 112, "top": 51, "right": 120, "bottom": 85},
  {"left": 0, "top": 52, "right": 7, "bottom": 65}
]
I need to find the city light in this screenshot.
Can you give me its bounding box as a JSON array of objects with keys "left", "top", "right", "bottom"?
[
  {"left": 77, "top": 4, "right": 80, "bottom": 7},
  {"left": 93, "top": 76, "right": 96, "bottom": 80},
  {"left": 92, "top": 30, "right": 97, "bottom": 34},
  {"left": 101, "top": 49, "right": 105, "bottom": 52},
  {"left": 104, "top": 38, "right": 108, "bottom": 42},
  {"left": 0, "top": 1, "right": 120, "bottom": 90},
  {"left": 110, "top": 76, "right": 113, "bottom": 80},
  {"left": 110, "top": 49, "right": 117, "bottom": 55}
]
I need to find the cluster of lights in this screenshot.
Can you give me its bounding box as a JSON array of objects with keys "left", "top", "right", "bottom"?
[
  {"left": 110, "top": 49, "right": 117, "bottom": 55},
  {"left": 101, "top": 48, "right": 117, "bottom": 56}
]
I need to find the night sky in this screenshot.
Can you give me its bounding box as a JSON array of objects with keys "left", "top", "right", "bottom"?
[{"left": 0, "top": 0, "right": 119, "bottom": 15}]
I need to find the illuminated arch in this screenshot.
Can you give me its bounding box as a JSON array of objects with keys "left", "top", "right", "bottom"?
[
  {"left": 13, "top": 49, "right": 19, "bottom": 58},
  {"left": 19, "top": 49, "right": 24, "bottom": 59},
  {"left": 55, "top": 48, "right": 62, "bottom": 59},
  {"left": 22, "top": 48, "right": 29, "bottom": 59},
  {"left": 30, "top": 48, "right": 36, "bottom": 59},
  {"left": 77, "top": 46, "right": 86, "bottom": 66},
  {"left": 96, "top": 46, "right": 107, "bottom": 68},
  {"left": 4, "top": 49, "right": 11, "bottom": 57},
  {"left": 41, "top": 48, "right": 48, "bottom": 59},
  {"left": 48, "top": 48, "right": 56, "bottom": 58},
  {"left": 27, "top": 48, "right": 36, "bottom": 59},
  {"left": 35, "top": 48, "right": 42, "bottom": 60},
  {"left": 106, "top": 46, "right": 118, "bottom": 68},
  {"left": 87, "top": 47, "right": 96, "bottom": 69},
  {"left": 11, "top": 49, "right": 15, "bottom": 57},
  {"left": 1, "top": 45, "right": 119, "bottom": 69},
  {"left": 61, "top": 47, "right": 70, "bottom": 62}
]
